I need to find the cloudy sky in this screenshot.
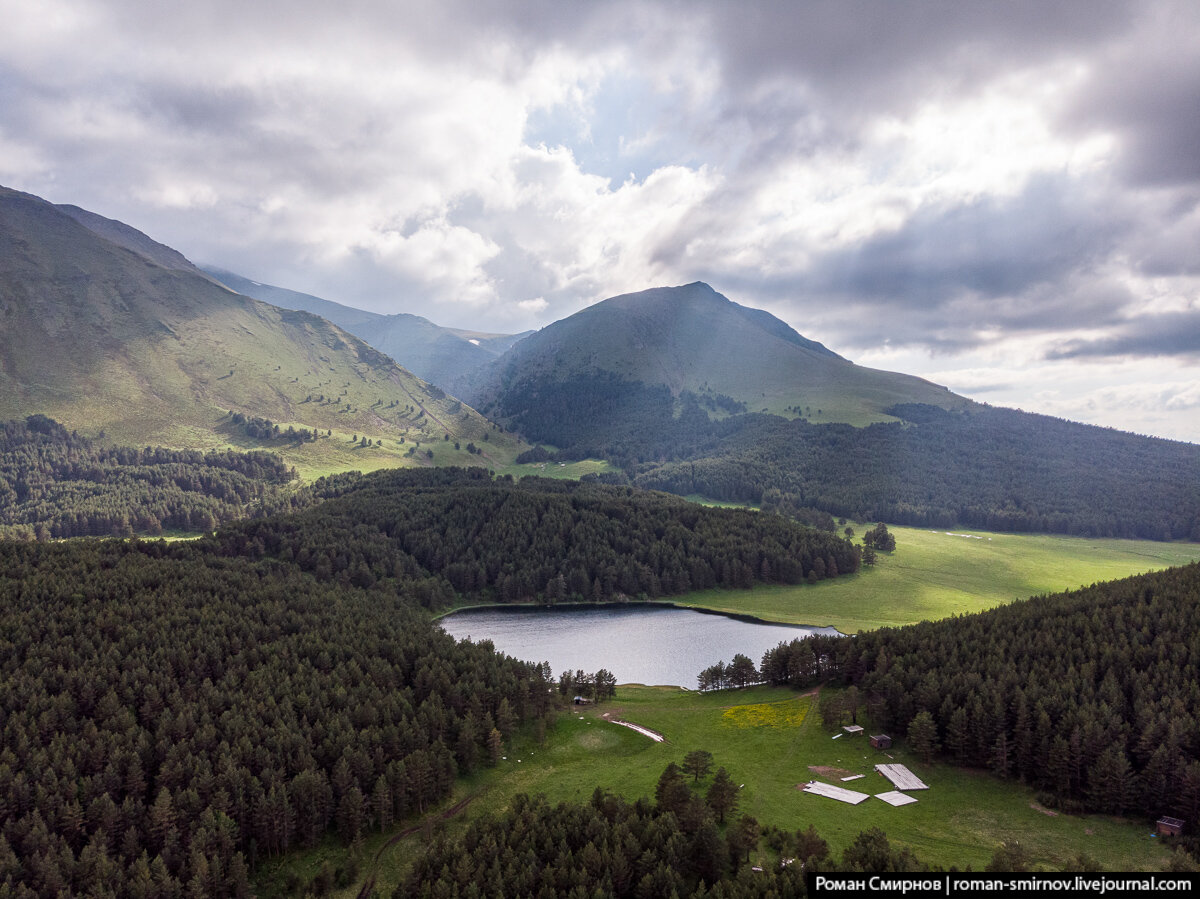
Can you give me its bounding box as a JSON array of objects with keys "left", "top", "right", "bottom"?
[{"left": 2, "top": 0, "right": 1199, "bottom": 441}]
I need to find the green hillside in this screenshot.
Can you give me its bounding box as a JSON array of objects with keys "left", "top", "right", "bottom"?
[{"left": 0, "top": 186, "right": 523, "bottom": 470}]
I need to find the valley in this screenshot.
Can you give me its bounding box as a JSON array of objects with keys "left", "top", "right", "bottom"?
[
  {"left": 1, "top": 183, "right": 1199, "bottom": 895},
  {"left": 0, "top": 187, "right": 522, "bottom": 466}
]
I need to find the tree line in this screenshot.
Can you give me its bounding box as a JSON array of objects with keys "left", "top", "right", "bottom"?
[
  {"left": 0, "top": 466, "right": 860, "bottom": 896},
  {"left": 0, "top": 415, "right": 302, "bottom": 539},
  {"left": 759, "top": 562, "right": 1200, "bottom": 823}
]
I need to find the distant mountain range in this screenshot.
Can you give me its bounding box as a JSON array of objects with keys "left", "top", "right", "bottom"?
[
  {"left": 0, "top": 186, "right": 510, "bottom": 460},
  {"left": 205, "top": 267, "right": 531, "bottom": 391},
  {"left": 3, "top": 183, "right": 1197, "bottom": 540}
]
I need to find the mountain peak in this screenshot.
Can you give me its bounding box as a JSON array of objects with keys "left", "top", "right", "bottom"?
[{"left": 598, "top": 282, "right": 841, "bottom": 360}]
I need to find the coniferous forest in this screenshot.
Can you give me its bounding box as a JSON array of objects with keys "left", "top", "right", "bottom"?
[
  {"left": 400, "top": 783, "right": 929, "bottom": 899},
  {"left": 0, "top": 466, "right": 860, "bottom": 896},
  {"left": 492, "top": 373, "right": 1200, "bottom": 540},
  {"left": 201, "top": 467, "right": 862, "bottom": 606},
  {"left": 3, "top": 422, "right": 1200, "bottom": 892},
  {"left": 760, "top": 562, "right": 1200, "bottom": 823},
  {"left": 0, "top": 416, "right": 300, "bottom": 539}
]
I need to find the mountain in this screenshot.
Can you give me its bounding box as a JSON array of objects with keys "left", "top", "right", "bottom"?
[
  {"left": 457, "top": 282, "right": 1199, "bottom": 540},
  {"left": 0, "top": 186, "right": 515, "bottom": 466},
  {"left": 458, "top": 280, "right": 964, "bottom": 424},
  {"left": 205, "top": 267, "right": 531, "bottom": 391},
  {"left": 461, "top": 281, "right": 968, "bottom": 425}
]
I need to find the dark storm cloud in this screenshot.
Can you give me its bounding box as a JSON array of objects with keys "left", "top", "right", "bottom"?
[
  {"left": 702, "top": 0, "right": 1140, "bottom": 113},
  {"left": 805, "top": 177, "right": 1122, "bottom": 304},
  {"left": 1048, "top": 311, "right": 1200, "bottom": 361},
  {"left": 708, "top": 176, "right": 1130, "bottom": 351},
  {"left": 1061, "top": 9, "right": 1200, "bottom": 187}
]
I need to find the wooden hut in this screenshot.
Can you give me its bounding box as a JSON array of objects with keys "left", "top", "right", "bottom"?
[
  {"left": 870, "top": 734, "right": 892, "bottom": 750},
  {"left": 1157, "top": 816, "right": 1185, "bottom": 836}
]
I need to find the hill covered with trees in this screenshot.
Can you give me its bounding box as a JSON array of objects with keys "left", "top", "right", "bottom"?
[
  {"left": 202, "top": 467, "right": 862, "bottom": 606},
  {"left": 493, "top": 377, "right": 1200, "bottom": 540},
  {"left": 458, "top": 284, "right": 1200, "bottom": 542}
]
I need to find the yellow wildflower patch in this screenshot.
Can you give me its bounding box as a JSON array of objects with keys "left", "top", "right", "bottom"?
[{"left": 721, "top": 697, "right": 809, "bottom": 728}]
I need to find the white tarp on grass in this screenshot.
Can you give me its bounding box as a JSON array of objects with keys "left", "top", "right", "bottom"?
[
  {"left": 875, "top": 791, "right": 919, "bottom": 806},
  {"left": 802, "top": 781, "right": 871, "bottom": 805},
  {"left": 875, "top": 764, "right": 929, "bottom": 791}
]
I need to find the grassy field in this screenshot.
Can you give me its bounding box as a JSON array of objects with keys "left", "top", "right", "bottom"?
[
  {"left": 675, "top": 524, "right": 1200, "bottom": 632},
  {"left": 256, "top": 685, "right": 1174, "bottom": 896},
  {"left": 494, "top": 457, "right": 620, "bottom": 481}
]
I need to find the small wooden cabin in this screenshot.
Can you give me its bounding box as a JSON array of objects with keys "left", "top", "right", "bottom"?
[
  {"left": 1157, "top": 816, "right": 1185, "bottom": 836},
  {"left": 870, "top": 734, "right": 892, "bottom": 750}
]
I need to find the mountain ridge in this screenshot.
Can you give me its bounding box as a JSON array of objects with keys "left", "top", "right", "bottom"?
[{"left": 206, "top": 267, "right": 531, "bottom": 390}]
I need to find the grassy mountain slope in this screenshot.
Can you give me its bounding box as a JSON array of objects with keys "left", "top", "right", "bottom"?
[
  {"left": 205, "top": 267, "right": 527, "bottom": 391},
  {"left": 0, "top": 186, "right": 520, "bottom": 469},
  {"left": 464, "top": 281, "right": 968, "bottom": 425}
]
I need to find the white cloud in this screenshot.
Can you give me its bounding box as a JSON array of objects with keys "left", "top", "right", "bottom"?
[
  {"left": 517, "top": 297, "right": 548, "bottom": 314},
  {"left": 2, "top": 0, "right": 1199, "bottom": 440}
]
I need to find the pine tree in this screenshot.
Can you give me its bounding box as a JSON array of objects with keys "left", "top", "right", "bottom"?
[
  {"left": 705, "top": 767, "right": 739, "bottom": 824},
  {"left": 908, "top": 711, "right": 939, "bottom": 764}
]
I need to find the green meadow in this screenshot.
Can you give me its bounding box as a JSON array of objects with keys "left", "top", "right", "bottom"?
[
  {"left": 245, "top": 497, "right": 1200, "bottom": 895},
  {"left": 256, "top": 685, "right": 1174, "bottom": 897},
  {"left": 676, "top": 524, "right": 1200, "bottom": 632}
]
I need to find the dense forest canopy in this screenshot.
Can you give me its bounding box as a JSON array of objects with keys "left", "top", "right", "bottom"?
[
  {"left": 0, "top": 416, "right": 301, "bottom": 539},
  {"left": 0, "top": 538, "right": 553, "bottom": 897},
  {"left": 0, "top": 465, "right": 862, "bottom": 896},
  {"left": 492, "top": 373, "right": 1200, "bottom": 540},
  {"left": 202, "top": 467, "right": 862, "bottom": 606},
  {"left": 760, "top": 563, "right": 1200, "bottom": 822}
]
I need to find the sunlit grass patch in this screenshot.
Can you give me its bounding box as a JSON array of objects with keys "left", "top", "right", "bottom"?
[{"left": 721, "top": 696, "right": 810, "bottom": 728}]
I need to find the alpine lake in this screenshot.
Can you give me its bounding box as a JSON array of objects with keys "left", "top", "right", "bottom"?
[{"left": 437, "top": 603, "right": 839, "bottom": 688}]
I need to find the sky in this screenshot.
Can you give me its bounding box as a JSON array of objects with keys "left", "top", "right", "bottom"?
[{"left": 1, "top": 0, "right": 1198, "bottom": 442}]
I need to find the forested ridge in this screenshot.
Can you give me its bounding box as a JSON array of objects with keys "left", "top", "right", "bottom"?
[
  {"left": 0, "top": 416, "right": 301, "bottom": 539},
  {"left": 201, "top": 467, "right": 862, "bottom": 606},
  {"left": 638, "top": 404, "right": 1200, "bottom": 540},
  {"left": 493, "top": 372, "right": 1200, "bottom": 539},
  {"left": 0, "top": 466, "right": 861, "bottom": 896},
  {"left": 761, "top": 562, "right": 1200, "bottom": 823}
]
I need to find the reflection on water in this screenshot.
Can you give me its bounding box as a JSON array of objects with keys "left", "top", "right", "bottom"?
[{"left": 438, "top": 604, "right": 839, "bottom": 688}]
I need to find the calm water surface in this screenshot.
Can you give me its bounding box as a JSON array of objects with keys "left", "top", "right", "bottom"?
[{"left": 438, "top": 604, "right": 840, "bottom": 688}]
